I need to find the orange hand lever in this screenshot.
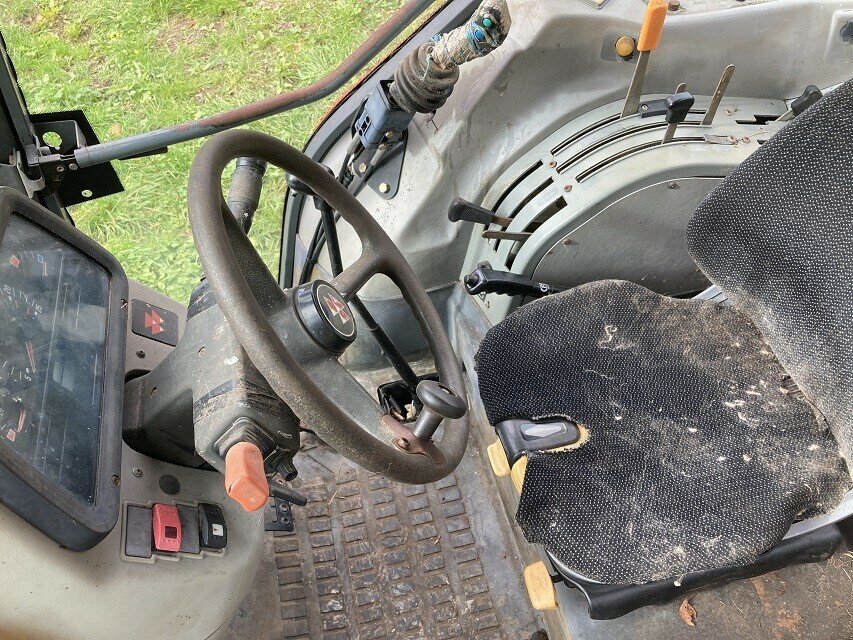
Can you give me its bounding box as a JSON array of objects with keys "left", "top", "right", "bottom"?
[
  {"left": 224, "top": 442, "right": 269, "bottom": 512},
  {"left": 637, "top": 0, "right": 669, "bottom": 52}
]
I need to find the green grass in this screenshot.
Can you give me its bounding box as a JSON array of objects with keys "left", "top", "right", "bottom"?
[{"left": 0, "top": 0, "right": 410, "bottom": 300}]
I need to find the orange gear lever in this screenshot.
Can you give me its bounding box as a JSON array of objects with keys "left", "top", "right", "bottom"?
[
  {"left": 620, "top": 0, "right": 672, "bottom": 118},
  {"left": 224, "top": 442, "right": 269, "bottom": 512},
  {"left": 637, "top": 0, "right": 669, "bottom": 52}
]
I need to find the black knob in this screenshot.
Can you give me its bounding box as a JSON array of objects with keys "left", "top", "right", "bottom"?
[
  {"left": 665, "top": 91, "right": 695, "bottom": 124},
  {"left": 463, "top": 271, "right": 482, "bottom": 292},
  {"left": 286, "top": 165, "right": 335, "bottom": 201},
  {"left": 790, "top": 85, "right": 822, "bottom": 117},
  {"left": 410, "top": 380, "right": 467, "bottom": 442}
]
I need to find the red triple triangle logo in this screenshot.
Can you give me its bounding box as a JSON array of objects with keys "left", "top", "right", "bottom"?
[
  {"left": 145, "top": 310, "right": 165, "bottom": 335},
  {"left": 323, "top": 294, "right": 351, "bottom": 324}
]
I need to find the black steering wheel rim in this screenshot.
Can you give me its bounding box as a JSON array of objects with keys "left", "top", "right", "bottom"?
[{"left": 187, "top": 129, "right": 468, "bottom": 484}]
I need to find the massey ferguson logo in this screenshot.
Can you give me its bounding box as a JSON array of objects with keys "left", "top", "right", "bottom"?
[
  {"left": 144, "top": 310, "right": 165, "bottom": 335},
  {"left": 323, "top": 293, "right": 351, "bottom": 325}
]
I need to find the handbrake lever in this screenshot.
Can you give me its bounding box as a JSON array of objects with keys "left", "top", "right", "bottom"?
[{"left": 463, "top": 265, "right": 564, "bottom": 299}]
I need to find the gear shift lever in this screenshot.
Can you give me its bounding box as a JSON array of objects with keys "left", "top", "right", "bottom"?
[{"left": 411, "top": 380, "right": 467, "bottom": 442}]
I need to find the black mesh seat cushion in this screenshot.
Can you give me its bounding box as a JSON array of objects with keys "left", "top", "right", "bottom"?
[
  {"left": 477, "top": 280, "right": 849, "bottom": 584},
  {"left": 475, "top": 80, "right": 853, "bottom": 585}
]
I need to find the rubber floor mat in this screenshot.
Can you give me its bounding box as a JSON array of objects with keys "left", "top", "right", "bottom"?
[
  {"left": 476, "top": 280, "right": 850, "bottom": 584},
  {"left": 265, "top": 435, "right": 543, "bottom": 640}
]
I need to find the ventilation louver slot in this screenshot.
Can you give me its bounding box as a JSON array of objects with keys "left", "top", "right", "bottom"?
[
  {"left": 575, "top": 135, "right": 704, "bottom": 182},
  {"left": 557, "top": 119, "right": 703, "bottom": 174},
  {"left": 493, "top": 176, "right": 553, "bottom": 251},
  {"left": 491, "top": 161, "right": 543, "bottom": 214}
]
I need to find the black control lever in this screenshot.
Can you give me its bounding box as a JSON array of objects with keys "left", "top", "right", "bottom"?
[
  {"left": 269, "top": 481, "right": 308, "bottom": 507},
  {"left": 448, "top": 197, "right": 513, "bottom": 228},
  {"left": 227, "top": 157, "right": 267, "bottom": 233},
  {"left": 463, "top": 265, "right": 565, "bottom": 299},
  {"left": 661, "top": 91, "right": 694, "bottom": 144},
  {"left": 286, "top": 164, "right": 335, "bottom": 208},
  {"left": 778, "top": 85, "right": 823, "bottom": 121},
  {"left": 265, "top": 477, "right": 307, "bottom": 533}
]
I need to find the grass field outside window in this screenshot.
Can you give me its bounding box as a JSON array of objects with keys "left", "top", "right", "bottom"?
[{"left": 1, "top": 0, "right": 410, "bottom": 300}]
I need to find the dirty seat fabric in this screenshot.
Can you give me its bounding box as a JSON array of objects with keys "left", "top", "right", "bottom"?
[
  {"left": 686, "top": 78, "right": 853, "bottom": 471},
  {"left": 476, "top": 280, "right": 849, "bottom": 584},
  {"left": 475, "top": 80, "right": 853, "bottom": 585}
]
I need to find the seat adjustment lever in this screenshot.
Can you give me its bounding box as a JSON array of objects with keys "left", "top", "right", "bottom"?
[{"left": 495, "top": 418, "right": 582, "bottom": 466}]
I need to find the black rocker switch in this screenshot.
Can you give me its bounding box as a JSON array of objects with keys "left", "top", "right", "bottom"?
[
  {"left": 125, "top": 505, "right": 153, "bottom": 559},
  {"left": 198, "top": 503, "right": 227, "bottom": 550},
  {"left": 410, "top": 380, "right": 467, "bottom": 442}
]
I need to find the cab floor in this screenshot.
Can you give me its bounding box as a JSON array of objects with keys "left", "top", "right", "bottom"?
[
  {"left": 229, "top": 428, "right": 853, "bottom": 640},
  {"left": 227, "top": 433, "right": 545, "bottom": 640}
]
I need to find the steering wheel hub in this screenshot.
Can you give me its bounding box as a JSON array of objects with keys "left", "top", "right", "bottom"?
[{"left": 294, "top": 280, "right": 356, "bottom": 354}]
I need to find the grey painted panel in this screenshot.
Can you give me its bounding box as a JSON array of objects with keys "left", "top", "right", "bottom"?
[
  {"left": 0, "top": 442, "right": 263, "bottom": 640},
  {"left": 532, "top": 178, "right": 718, "bottom": 295}
]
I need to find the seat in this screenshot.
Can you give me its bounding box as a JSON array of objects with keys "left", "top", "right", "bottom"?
[{"left": 475, "top": 78, "right": 853, "bottom": 586}]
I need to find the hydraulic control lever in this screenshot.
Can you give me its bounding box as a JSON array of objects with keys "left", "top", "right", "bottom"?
[
  {"left": 464, "top": 265, "right": 565, "bottom": 299},
  {"left": 777, "top": 85, "right": 823, "bottom": 121},
  {"left": 448, "top": 197, "right": 512, "bottom": 228},
  {"left": 620, "top": 0, "right": 669, "bottom": 118},
  {"left": 661, "top": 91, "right": 695, "bottom": 144}
]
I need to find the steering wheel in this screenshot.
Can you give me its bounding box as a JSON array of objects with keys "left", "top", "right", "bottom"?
[{"left": 187, "top": 129, "right": 468, "bottom": 484}]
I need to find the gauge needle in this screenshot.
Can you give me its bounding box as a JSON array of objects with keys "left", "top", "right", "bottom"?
[
  {"left": 25, "top": 340, "right": 36, "bottom": 372},
  {"left": 17, "top": 408, "right": 26, "bottom": 433}
]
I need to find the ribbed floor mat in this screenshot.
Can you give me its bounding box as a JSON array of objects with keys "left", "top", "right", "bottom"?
[{"left": 267, "top": 435, "right": 542, "bottom": 640}]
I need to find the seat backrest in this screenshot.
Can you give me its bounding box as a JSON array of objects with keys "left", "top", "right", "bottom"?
[{"left": 686, "top": 79, "right": 853, "bottom": 471}]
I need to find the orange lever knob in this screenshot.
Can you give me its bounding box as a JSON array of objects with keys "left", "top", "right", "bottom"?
[
  {"left": 224, "top": 442, "right": 269, "bottom": 512},
  {"left": 637, "top": 0, "right": 669, "bottom": 52}
]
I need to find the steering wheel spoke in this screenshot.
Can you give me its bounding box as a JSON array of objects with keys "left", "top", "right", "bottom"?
[
  {"left": 331, "top": 250, "right": 383, "bottom": 302},
  {"left": 302, "top": 350, "right": 390, "bottom": 439}
]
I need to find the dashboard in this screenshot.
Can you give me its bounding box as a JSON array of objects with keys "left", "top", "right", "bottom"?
[
  {"left": 0, "top": 214, "right": 109, "bottom": 503},
  {"left": 0, "top": 187, "right": 127, "bottom": 550}
]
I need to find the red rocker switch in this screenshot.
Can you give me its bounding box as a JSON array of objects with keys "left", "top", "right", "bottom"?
[{"left": 152, "top": 503, "right": 182, "bottom": 552}]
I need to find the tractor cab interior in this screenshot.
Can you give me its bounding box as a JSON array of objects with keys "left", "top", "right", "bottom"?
[{"left": 0, "top": 1, "right": 852, "bottom": 639}]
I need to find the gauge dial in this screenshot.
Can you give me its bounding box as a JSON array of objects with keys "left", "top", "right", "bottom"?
[{"left": 0, "top": 254, "right": 46, "bottom": 445}]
